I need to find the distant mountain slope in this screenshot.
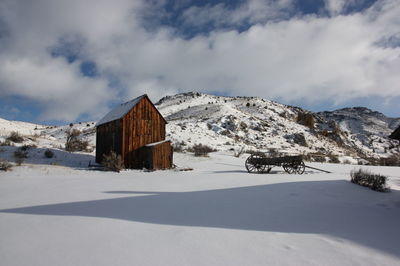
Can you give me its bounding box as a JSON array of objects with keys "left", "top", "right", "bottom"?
[
  {"left": 319, "top": 107, "right": 400, "bottom": 139},
  {"left": 317, "top": 107, "right": 400, "bottom": 152}
]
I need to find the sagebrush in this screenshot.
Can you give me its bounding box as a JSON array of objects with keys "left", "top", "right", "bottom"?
[
  {"left": 350, "top": 169, "right": 389, "bottom": 192},
  {"left": 0, "top": 140, "right": 13, "bottom": 146},
  {"left": 234, "top": 146, "right": 245, "bottom": 157},
  {"left": 14, "top": 148, "right": 28, "bottom": 159},
  {"left": 6, "top": 132, "right": 24, "bottom": 143},
  {"left": 0, "top": 159, "right": 13, "bottom": 171},
  {"left": 44, "top": 149, "right": 54, "bottom": 158},
  {"left": 102, "top": 151, "right": 124, "bottom": 172},
  {"left": 328, "top": 154, "right": 340, "bottom": 163},
  {"left": 173, "top": 141, "right": 185, "bottom": 152},
  {"left": 14, "top": 147, "right": 28, "bottom": 166},
  {"left": 379, "top": 154, "right": 400, "bottom": 166},
  {"left": 296, "top": 112, "right": 315, "bottom": 129},
  {"left": 65, "top": 129, "right": 89, "bottom": 152},
  {"left": 190, "top": 144, "right": 216, "bottom": 157},
  {"left": 21, "top": 144, "right": 36, "bottom": 151}
]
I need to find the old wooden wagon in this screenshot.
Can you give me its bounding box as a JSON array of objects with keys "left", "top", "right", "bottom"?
[
  {"left": 245, "top": 153, "right": 305, "bottom": 174},
  {"left": 96, "top": 94, "right": 173, "bottom": 170}
]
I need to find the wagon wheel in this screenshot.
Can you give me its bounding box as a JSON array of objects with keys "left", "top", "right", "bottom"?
[
  {"left": 265, "top": 166, "right": 272, "bottom": 173},
  {"left": 283, "top": 163, "right": 296, "bottom": 174},
  {"left": 295, "top": 161, "right": 305, "bottom": 174},
  {"left": 284, "top": 161, "right": 305, "bottom": 174},
  {"left": 245, "top": 153, "right": 266, "bottom": 173}
]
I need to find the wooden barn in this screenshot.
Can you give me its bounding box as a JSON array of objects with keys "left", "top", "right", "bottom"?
[{"left": 95, "top": 94, "right": 173, "bottom": 170}]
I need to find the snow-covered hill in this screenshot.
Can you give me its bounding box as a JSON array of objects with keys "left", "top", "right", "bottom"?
[
  {"left": 157, "top": 92, "right": 400, "bottom": 162},
  {"left": 1, "top": 92, "right": 399, "bottom": 164},
  {"left": 0, "top": 119, "right": 96, "bottom": 151},
  {"left": 318, "top": 107, "right": 400, "bottom": 153}
]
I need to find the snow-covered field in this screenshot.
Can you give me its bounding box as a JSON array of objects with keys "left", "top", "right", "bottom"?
[{"left": 1, "top": 152, "right": 400, "bottom": 266}]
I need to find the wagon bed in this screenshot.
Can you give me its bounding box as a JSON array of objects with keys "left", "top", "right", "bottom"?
[{"left": 245, "top": 153, "right": 305, "bottom": 174}]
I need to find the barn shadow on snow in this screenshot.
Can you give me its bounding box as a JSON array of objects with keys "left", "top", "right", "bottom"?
[{"left": 1, "top": 180, "right": 400, "bottom": 257}]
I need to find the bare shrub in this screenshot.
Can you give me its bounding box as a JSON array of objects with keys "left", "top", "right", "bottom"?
[
  {"left": 14, "top": 147, "right": 28, "bottom": 166},
  {"left": 65, "top": 129, "right": 89, "bottom": 152},
  {"left": 20, "top": 144, "right": 36, "bottom": 151},
  {"left": 0, "top": 159, "right": 13, "bottom": 171},
  {"left": 285, "top": 133, "right": 308, "bottom": 147},
  {"left": 310, "top": 154, "right": 326, "bottom": 162},
  {"left": 14, "top": 149, "right": 28, "bottom": 159},
  {"left": 350, "top": 169, "right": 390, "bottom": 192},
  {"left": 379, "top": 154, "right": 400, "bottom": 166},
  {"left": 0, "top": 140, "right": 13, "bottom": 146},
  {"left": 234, "top": 146, "right": 245, "bottom": 157},
  {"left": 343, "top": 159, "right": 352, "bottom": 164},
  {"left": 297, "top": 112, "right": 315, "bottom": 129},
  {"left": 173, "top": 141, "right": 185, "bottom": 152},
  {"left": 328, "top": 154, "right": 340, "bottom": 163},
  {"left": 220, "top": 130, "right": 232, "bottom": 136},
  {"left": 251, "top": 125, "right": 263, "bottom": 132},
  {"left": 44, "top": 149, "right": 54, "bottom": 158},
  {"left": 102, "top": 151, "right": 124, "bottom": 172},
  {"left": 190, "top": 144, "right": 216, "bottom": 157},
  {"left": 6, "top": 132, "right": 24, "bottom": 143}
]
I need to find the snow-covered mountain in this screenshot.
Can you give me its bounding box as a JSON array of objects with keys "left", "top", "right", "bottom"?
[
  {"left": 318, "top": 107, "right": 400, "bottom": 151},
  {"left": 1, "top": 92, "right": 399, "bottom": 163},
  {"left": 156, "top": 92, "right": 400, "bottom": 161}
]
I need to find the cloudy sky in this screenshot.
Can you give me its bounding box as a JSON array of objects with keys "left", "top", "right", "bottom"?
[{"left": 0, "top": 0, "right": 399, "bottom": 124}]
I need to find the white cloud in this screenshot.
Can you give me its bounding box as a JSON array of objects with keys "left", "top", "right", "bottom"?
[
  {"left": 324, "top": 0, "right": 347, "bottom": 15},
  {"left": 0, "top": 0, "right": 399, "bottom": 121},
  {"left": 0, "top": 54, "right": 113, "bottom": 121}
]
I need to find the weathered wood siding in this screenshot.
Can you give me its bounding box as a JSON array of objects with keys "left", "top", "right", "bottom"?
[
  {"left": 142, "top": 141, "right": 173, "bottom": 170},
  {"left": 121, "top": 97, "right": 167, "bottom": 168},
  {"left": 95, "top": 120, "right": 122, "bottom": 164}
]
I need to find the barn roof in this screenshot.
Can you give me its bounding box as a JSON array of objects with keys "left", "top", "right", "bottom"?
[{"left": 97, "top": 94, "right": 166, "bottom": 126}]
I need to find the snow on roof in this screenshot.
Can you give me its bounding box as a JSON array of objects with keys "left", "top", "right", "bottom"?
[
  {"left": 144, "top": 139, "right": 170, "bottom": 147},
  {"left": 97, "top": 95, "right": 146, "bottom": 126}
]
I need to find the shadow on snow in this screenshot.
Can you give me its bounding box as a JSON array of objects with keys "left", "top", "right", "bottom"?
[
  {"left": 1, "top": 180, "right": 400, "bottom": 257},
  {"left": 0, "top": 146, "right": 95, "bottom": 169}
]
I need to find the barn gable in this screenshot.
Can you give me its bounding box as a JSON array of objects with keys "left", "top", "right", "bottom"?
[{"left": 97, "top": 94, "right": 166, "bottom": 126}]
